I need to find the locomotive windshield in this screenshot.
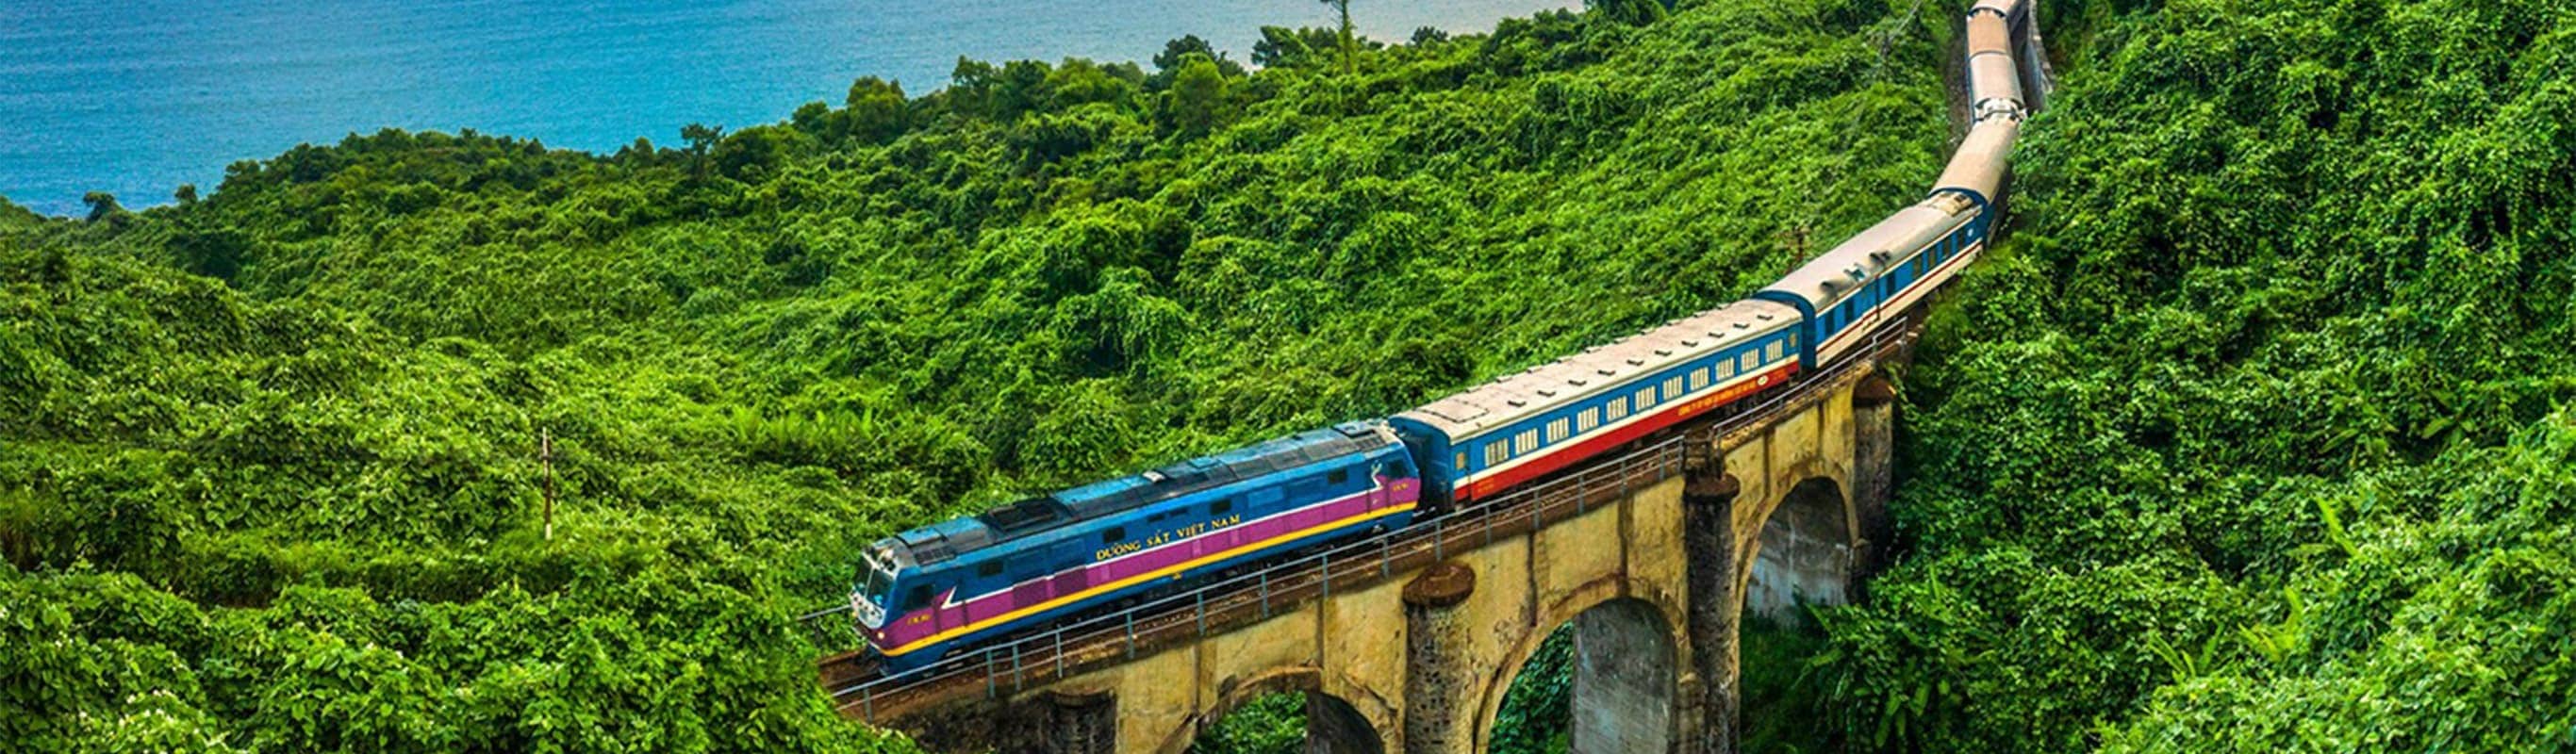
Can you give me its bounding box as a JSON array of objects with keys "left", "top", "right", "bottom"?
[
  {"left": 852, "top": 544, "right": 900, "bottom": 629},
  {"left": 862, "top": 558, "right": 893, "bottom": 601}
]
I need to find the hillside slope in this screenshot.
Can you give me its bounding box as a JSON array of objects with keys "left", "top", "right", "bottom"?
[{"left": 1817, "top": 0, "right": 2576, "bottom": 750}]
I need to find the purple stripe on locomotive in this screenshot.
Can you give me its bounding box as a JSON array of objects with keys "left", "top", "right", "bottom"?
[{"left": 871, "top": 475, "right": 1420, "bottom": 656}]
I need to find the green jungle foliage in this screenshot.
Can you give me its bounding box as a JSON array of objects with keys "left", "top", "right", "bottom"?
[
  {"left": 0, "top": 0, "right": 1957, "bottom": 750},
  {"left": 1739, "top": 612, "right": 1836, "bottom": 753},
  {"left": 1489, "top": 626, "right": 1576, "bottom": 754},
  {"left": 1190, "top": 691, "right": 1306, "bottom": 754},
  {"left": 1813, "top": 0, "right": 2576, "bottom": 750}
]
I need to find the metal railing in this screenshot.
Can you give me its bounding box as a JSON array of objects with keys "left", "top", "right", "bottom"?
[{"left": 820, "top": 315, "right": 1920, "bottom": 723}]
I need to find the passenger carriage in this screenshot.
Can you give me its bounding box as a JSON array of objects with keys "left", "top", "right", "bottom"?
[{"left": 1391, "top": 301, "right": 1806, "bottom": 505}]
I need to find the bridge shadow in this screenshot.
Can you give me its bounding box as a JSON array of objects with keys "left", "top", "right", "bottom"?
[
  {"left": 1482, "top": 597, "right": 1675, "bottom": 753},
  {"left": 1748, "top": 477, "right": 1854, "bottom": 621}
]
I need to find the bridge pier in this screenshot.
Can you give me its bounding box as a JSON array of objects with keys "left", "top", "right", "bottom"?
[
  {"left": 1850, "top": 375, "right": 1898, "bottom": 583},
  {"left": 1682, "top": 470, "right": 1741, "bottom": 754},
  {"left": 1401, "top": 563, "right": 1478, "bottom": 754},
  {"left": 1044, "top": 690, "right": 1117, "bottom": 754}
]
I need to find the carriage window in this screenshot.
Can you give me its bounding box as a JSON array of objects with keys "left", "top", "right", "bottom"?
[
  {"left": 1769, "top": 342, "right": 1785, "bottom": 361},
  {"left": 1606, "top": 398, "right": 1629, "bottom": 421},
  {"left": 1515, "top": 429, "right": 1540, "bottom": 454},
  {"left": 1691, "top": 369, "right": 1709, "bottom": 389},
  {"left": 1547, "top": 418, "right": 1570, "bottom": 442},
  {"left": 1485, "top": 441, "right": 1510, "bottom": 467},
  {"left": 1717, "top": 358, "right": 1737, "bottom": 379},
  {"left": 900, "top": 585, "right": 933, "bottom": 612},
  {"left": 1578, "top": 408, "right": 1599, "bottom": 432},
  {"left": 1213, "top": 499, "right": 1232, "bottom": 516},
  {"left": 1384, "top": 459, "right": 1412, "bottom": 478},
  {"left": 1456, "top": 451, "right": 1467, "bottom": 469},
  {"left": 1102, "top": 527, "right": 1126, "bottom": 544},
  {"left": 1787, "top": 333, "right": 1800, "bottom": 350},
  {"left": 1742, "top": 352, "right": 1759, "bottom": 371},
  {"left": 978, "top": 561, "right": 1004, "bottom": 577},
  {"left": 1663, "top": 375, "right": 1685, "bottom": 399},
  {"left": 1329, "top": 468, "right": 1348, "bottom": 484},
  {"left": 1635, "top": 386, "right": 1658, "bottom": 409}
]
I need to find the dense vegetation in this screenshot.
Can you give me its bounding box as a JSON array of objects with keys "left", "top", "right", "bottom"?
[
  {"left": 17, "top": 0, "right": 2561, "bottom": 749},
  {"left": 1816, "top": 0, "right": 2576, "bottom": 750},
  {"left": 0, "top": 0, "right": 1955, "bottom": 750}
]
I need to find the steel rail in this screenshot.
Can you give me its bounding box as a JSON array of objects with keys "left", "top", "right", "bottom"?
[{"left": 823, "top": 314, "right": 1921, "bottom": 722}]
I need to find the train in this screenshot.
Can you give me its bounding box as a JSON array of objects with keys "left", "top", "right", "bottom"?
[{"left": 850, "top": 0, "right": 2035, "bottom": 673}]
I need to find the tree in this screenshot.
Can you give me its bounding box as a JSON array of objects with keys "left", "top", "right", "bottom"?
[
  {"left": 679, "top": 123, "right": 725, "bottom": 179},
  {"left": 173, "top": 184, "right": 199, "bottom": 205},
  {"left": 680, "top": 123, "right": 725, "bottom": 156},
  {"left": 711, "top": 125, "right": 791, "bottom": 181},
  {"left": 950, "top": 58, "right": 1053, "bottom": 122},
  {"left": 1252, "top": 26, "right": 1342, "bottom": 69},
  {"left": 81, "top": 191, "right": 123, "bottom": 222},
  {"left": 1154, "top": 35, "right": 1218, "bottom": 73},
  {"left": 1165, "top": 55, "right": 1230, "bottom": 137},
  {"left": 844, "top": 76, "right": 910, "bottom": 142},
  {"left": 1152, "top": 35, "right": 1245, "bottom": 89},
  {"left": 1321, "top": 0, "right": 1358, "bottom": 74}
]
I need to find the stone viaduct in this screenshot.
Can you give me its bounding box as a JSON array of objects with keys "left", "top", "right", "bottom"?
[{"left": 870, "top": 340, "right": 1905, "bottom": 753}]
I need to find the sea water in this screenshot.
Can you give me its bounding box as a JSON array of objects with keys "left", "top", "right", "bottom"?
[{"left": 0, "top": 0, "right": 1573, "bottom": 216}]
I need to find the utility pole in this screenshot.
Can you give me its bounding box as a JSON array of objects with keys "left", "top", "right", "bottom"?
[
  {"left": 540, "top": 428, "right": 555, "bottom": 540},
  {"left": 1322, "top": 0, "right": 1356, "bottom": 74}
]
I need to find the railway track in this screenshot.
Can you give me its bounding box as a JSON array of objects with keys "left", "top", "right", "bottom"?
[{"left": 815, "top": 316, "right": 1921, "bottom": 724}]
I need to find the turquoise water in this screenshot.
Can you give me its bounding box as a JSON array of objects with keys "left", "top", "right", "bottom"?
[{"left": 0, "top": 0, "right": 1572, "bottom": 216}]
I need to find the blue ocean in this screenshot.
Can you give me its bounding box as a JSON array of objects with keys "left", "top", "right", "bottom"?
[{"left": 0, "top": 0, "right": 1572, "bottom": 217}]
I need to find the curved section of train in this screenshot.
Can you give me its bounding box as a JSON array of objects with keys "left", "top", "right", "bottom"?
[{"left": 850, "top": 0, "right": 2038, "bottom": 673}]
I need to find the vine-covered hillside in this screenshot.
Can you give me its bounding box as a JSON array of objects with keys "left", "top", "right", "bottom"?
[
  {"left": 1817, "top": 0, "right": 2576, "bottom": 750},
  {"left": 0, "top": 1, "right": 1956, "bottom": 750}
]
